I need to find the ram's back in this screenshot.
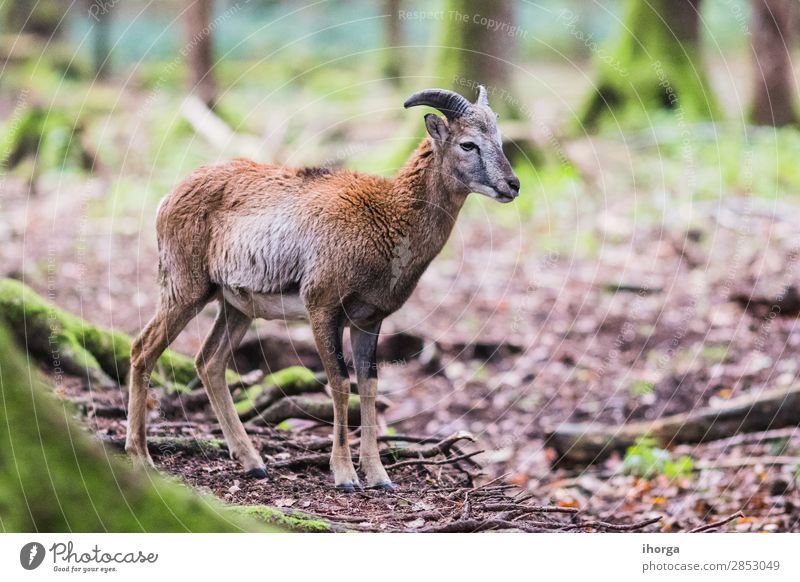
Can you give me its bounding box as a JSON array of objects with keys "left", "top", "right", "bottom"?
[{"left": 155, "top": 158, "right": 395, "bottom": 303}]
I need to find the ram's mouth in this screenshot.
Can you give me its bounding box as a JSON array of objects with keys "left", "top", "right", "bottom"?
[
  {"left": 493, "top": 191, "right": 517, "bottom": 203},
  {"left": 471, "top": 183, "right": 518, "bottom": 203}
]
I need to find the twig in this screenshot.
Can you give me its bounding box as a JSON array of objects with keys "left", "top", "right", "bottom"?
[
  {"left": 272, "top": 432, "right": 477, "bottom": 469},
  {"left": 385, "top": 450, "right": 484, "bottom": 470},
  {"left": 559, "top": 516, "right": 662, "bottom": 532},
  {"left": 689, "top": 511, "right": 744, "bottom": 533},
  {"left": 419, "top": 519, "right": 550, "bottom": 533},
  {"left": 377, "top": 434, "right": 442, "bottom": 445},
  {"left": 480, "top": 503, "right": 579, "bottom": 515}
]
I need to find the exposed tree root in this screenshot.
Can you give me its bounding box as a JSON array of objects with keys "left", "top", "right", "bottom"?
[
  {"left": 246, "top": 394, "right": 391, "bottom": 426},
  {"left": 418, "top": 484, "right": 659, "bottom": 533}
]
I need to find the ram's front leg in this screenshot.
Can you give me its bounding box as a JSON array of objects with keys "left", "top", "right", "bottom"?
[
  {"left": 350, "top": 320, "right": 394, "bottom": 490},
  {"left": 309, "top": 306, "right": 361, "bottom": 491}
]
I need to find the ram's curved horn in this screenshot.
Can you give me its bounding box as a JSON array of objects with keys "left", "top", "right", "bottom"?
[{"left": 403, "top": 88, "right": 472, "bottom": 121}]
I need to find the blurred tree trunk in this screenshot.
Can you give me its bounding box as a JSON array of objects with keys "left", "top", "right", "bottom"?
[
  {"left": 89, "top": 0, "right": 113, "bottom": 80},
  {"left": 185, "top": 0, "right": 217, "bottom": 109},
  {"left": 750, "top": 0, "right": 797, "bottom": 126},
  {"left": 580, "top": 0, "right": 720, "bottom": 130},
  {"left": 381, "top": 0, "right": 404, "bottom": 83},
  {"left": 0, "top": 322, "right": 279, "bottom": 532},
  {"left": 435, "top": 0, "right": 543, "bottom": 164},
  {"left": 4, "top": 0, "right": 67, "bottom": 38},
  {"left": 437, "top": 0, "right": 517, "bottom": 114}
]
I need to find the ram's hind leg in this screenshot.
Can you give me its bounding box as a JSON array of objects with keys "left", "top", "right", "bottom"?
[
  {"left": 195, "top": 300, "right": 265, "bottom": 478},
  {"left": 126, "top": 300, "right": 202, "bottom": 467}
]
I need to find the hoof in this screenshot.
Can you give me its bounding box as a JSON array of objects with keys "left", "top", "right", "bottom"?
[
  {"left": 368, "top": 480, "right": 396, "bottom": 492},
  {"left": 335, "top": 482, "right": 362, "bottom": 493},
  {"left": 245, "top": 466, "right": 267, "bottom": 480}
]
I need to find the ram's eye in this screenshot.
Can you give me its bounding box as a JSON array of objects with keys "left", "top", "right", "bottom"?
[{"left": 460, "top": 142, "right": 478, "bottom": 152}]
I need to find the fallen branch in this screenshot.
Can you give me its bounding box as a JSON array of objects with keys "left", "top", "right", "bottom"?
[
  {"left": 548, "top": 385, "right": 800, "bottom": 465},
  {"left": 180, "top": 95, "right": 263, "bottom": 159}
]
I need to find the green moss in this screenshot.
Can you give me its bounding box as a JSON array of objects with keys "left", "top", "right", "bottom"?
[
  {"left": 148, "top": 437, "right": 227, "bottom": 457},
  {"left": 231, "top": 506, "right": 333, "bottom": 532},
  {"left": 0, "top": 278, "right": 199, "bottom": 391},
  {"left": 235, "top": 365, "right": 319, "bottom": 416},
  {"left": 0, "top": 322, "right": 281, "bottom": 532}
]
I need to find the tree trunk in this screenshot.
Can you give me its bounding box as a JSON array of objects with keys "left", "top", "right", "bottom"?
[
  {"left": 437, "top": 0, "right": 518, "bottom": 114},
  {"left": 184, "top": 0, "right": 217, "bottom": 109},
  {"left": 434, "top": 0, "right": 543, "bottom": 164},
  {"left": 580, "top": 0, "right": 720, "bottom": 130},
  {"left": 89, "top": 0, "right": 112, "bottom": 80},
  {"left": 750, "top": 0, "right": 797, "bottom": 126}
]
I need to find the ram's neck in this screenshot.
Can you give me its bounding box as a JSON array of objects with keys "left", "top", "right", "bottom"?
[{"left": 391, "top": 138, "right": 467, "bottom": 254}]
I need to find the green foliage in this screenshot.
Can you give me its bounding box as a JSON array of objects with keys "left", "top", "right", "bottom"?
[
  {"left": 630, "top": 380, "right": 655, "bottom": 397},
  {"left": 767, "top": 437, "right": 790, "bottom": 457},
  {"left": 622, "top": 437, "right": 694, "bottom": 479}
]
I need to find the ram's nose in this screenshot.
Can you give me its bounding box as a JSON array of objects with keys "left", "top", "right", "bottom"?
[{"left": 506, "top": 175, "right": 520, "bottom": 197}]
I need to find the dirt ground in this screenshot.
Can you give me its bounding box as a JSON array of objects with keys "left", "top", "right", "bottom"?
[{"left": 3, "top": 156, "right": 800, "bottom": 532}]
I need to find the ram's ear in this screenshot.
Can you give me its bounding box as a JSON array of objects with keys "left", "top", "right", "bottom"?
[{"left": 424, "top": 113, "right": 449, "bottom": 143}]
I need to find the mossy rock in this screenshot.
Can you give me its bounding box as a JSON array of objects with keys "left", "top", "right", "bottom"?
[{"left": 0, "top": 322, "right": 281, "bottom": 532}]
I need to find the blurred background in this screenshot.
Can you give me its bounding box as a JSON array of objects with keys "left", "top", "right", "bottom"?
[{"left": 2, "top": 0, "right": 800, "bottom": 531}]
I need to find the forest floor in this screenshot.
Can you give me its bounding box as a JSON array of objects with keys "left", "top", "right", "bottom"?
[{"left": 3, "top": 134, "right": 800, "bottom": 532}]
